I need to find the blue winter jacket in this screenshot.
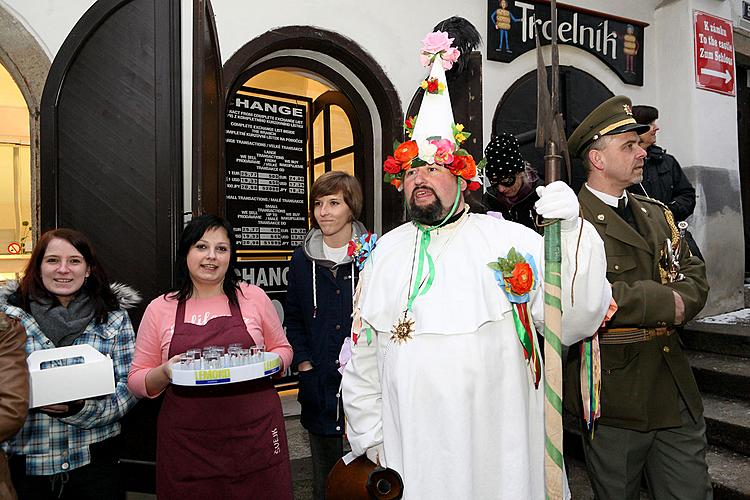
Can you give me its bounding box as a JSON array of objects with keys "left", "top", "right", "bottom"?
[{"left": 284, "top": 222, "right": 366, "bottom": 436}]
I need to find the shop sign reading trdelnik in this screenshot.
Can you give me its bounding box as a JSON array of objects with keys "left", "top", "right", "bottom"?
[
  {"left": 225, "top": 90, "right": 311, "bottom": 301},
  {"left": 487, "top": 0, "right": 648, "bottom": 86}
]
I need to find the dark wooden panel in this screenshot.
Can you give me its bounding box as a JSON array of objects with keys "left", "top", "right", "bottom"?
[
  {"left": 39, "top": 0, "right": 183, "bottom": 488},
  {"left": 41, "top": 0, "right": 182, "bottom": 315},
  {"left": 55, "top": 0, "right": 160, "bottom": 305}
]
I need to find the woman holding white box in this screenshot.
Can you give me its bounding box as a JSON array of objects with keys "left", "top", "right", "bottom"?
[
  {"left": 0, "top": 228, "right": 140, "bottom": 499},
  {"left": 128, "top": 214, "right": 294, "bottom": 499}
]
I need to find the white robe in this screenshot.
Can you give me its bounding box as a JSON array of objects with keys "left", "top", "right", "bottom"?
[{"left": 342, "top": 212, "right": 610, "bottom": 500}]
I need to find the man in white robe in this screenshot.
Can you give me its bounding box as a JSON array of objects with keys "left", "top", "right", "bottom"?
[{"left": 342, "top": 162, "right": 611, "bottom": 499}]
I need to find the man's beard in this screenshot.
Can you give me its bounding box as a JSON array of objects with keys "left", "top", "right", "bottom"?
[{"left": 407, "top": 188, "right": 447, "bottom": 225}]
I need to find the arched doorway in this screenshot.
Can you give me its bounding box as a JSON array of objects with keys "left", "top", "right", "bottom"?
[
  {"left": 222, "top": 26, "right": 403, "bottom": 233},
  {"left": 0, "top": 4, "right": 50, "bottom": 279},
  {"left": 493, "top": 66, "right": 613, "bottom": 192}
]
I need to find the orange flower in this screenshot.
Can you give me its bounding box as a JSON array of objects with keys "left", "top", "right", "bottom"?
[
  {"left": 448, "top": 154, "right": 465, "bottom": 171},
  {"left": 505, "top": 263, "right": 534, "bottom": 296},
  {"left": 448, "top": 155, "right": 477, "bottom": 180},
  {"left": 394, "top": 141, "right": 418, "bottom": 163},
  {"left": 461, "top": 155, "right": 477, "bottom": 179},
  {"left": 390, "top": 178, "right": 402, "bottom": 190}
]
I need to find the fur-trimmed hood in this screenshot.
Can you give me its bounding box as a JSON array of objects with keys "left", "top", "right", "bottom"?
[{"left": 0, "top": 280, "right": 141, "bottom": 310}]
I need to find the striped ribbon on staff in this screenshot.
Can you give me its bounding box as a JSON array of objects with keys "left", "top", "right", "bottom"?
[{"left": 544, "top": 220, "right": 564, "bottom": 499}]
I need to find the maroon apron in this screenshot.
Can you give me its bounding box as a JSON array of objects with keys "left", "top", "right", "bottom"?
[{"left": 156, "top": 298, "right": 293, "bottom": 500}]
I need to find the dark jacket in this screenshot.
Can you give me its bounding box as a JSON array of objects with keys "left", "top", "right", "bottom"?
[
  {"left": 285, "top": 222, "right": 366, "bottom": 436},
  {"left": 480, "top": 173, "right": 542, "bottom": 233},
  {"left": 566, "top": 188, "right": 709, "bottom": 431},
  {"left": 627, "top": 145, "right": 696, "bottom": 222},
  {"left": 627, "top": 145, "right": 703, "bottom": 259},
  {"left": 0, "top": 313, "right": 29, "bottom": 500}
]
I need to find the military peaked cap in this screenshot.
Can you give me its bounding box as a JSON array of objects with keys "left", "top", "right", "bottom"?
[{"left": 568, "top": 95, "right": 651, "bottom": 158}]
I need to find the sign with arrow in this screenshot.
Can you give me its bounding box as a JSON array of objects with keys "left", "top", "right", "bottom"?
[{"left": 693, "top": 10, "right": 735, "bottom": 96}]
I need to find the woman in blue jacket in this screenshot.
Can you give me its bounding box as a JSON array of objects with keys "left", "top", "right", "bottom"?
[{"left": 285, "top": 171, "right": 368, "bottom": 500}]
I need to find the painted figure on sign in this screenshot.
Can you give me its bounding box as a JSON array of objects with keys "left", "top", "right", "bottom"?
[
  {"left": 623, "top": 24, "right": 639, "bottom": 74},
  {"left": 491, "top": 0, "right": 520, "bottom": 52}
]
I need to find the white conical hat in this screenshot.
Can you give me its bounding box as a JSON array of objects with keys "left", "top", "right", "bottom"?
[
  {"left": 382, "top": 31, "right": 482, "bottom": 192},
  {"left": 411, "top": 60, "right": 455, "bottom": 145}
]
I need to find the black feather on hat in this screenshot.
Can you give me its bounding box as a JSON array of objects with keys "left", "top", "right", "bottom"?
[
  {"left": 484, "top": 133, "right": 525, "bottom": 184},
  {"left": 433, "top": 17, "right": 482, "bottom": 74}
]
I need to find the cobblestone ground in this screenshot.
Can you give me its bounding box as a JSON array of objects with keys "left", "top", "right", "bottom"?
[{"left": 129, "top": 390, "right": 647, "bottom": 499}]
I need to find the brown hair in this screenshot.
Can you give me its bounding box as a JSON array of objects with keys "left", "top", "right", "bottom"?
[
  {"left": 14, "top": 228, "right": 118, "bottom": 323},
  {"left": 309, "top": 171, "right": 363, "bottom": 228}
]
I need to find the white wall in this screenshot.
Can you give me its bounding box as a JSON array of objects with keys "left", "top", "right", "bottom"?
[
  {"left": 0, "top": 0, "right": 96, "bottom": 58},
  {"left": 652, "top": 0, "right": 743, "bottom": 314},
  {"left": 0, "top": 0, "right": 743, "bottom": 312}
]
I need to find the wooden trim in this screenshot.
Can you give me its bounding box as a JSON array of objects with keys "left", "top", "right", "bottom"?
[
  {"left": 192, "top": 0, "right": 225, "bottom": 216},
  {"left": 155, "top": 0, "right": 183, "bottom": 288}
]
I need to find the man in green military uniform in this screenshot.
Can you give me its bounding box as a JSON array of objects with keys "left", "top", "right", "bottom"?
[{"left": 565, "top": 95, "right": 712, "bottom": 499}]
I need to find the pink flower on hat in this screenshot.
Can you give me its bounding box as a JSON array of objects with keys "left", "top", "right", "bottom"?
[
  {"left": 421, "top": 31, "right": 454, "bottom": 55},
  {"left": 419, "top": 31, "right": 460, "bottom": 69},
  {"left": 441, "top": 47, "right": 460, "bottom": 70},
  {"left": 432, "top": 138, "right": 455, "bottom": 165}
]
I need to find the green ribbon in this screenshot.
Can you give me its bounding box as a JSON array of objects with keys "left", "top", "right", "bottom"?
[
  {"left": 511, "top": 306, "right": 534, "bottom": 361},
  {"left": 405, "top": 177, "right": 462, "bottom": 313}
]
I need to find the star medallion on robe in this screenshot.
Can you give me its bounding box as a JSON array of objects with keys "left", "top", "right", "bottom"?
[{"left": 391, "top": 316, "right": 415, "bottom": 344}]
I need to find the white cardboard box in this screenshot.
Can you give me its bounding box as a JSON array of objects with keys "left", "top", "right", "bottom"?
[{"left": 27, "top": 344, "right": 116, "bottom": 408}]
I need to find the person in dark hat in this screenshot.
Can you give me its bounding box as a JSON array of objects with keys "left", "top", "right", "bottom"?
[
  {"left": 627, "top": 104, "right": 703, "bottom": 259},
  {"left": 565, "top": 95, "right": 711, "bottom": 500},
  {"left": 481, "top": 133, "right": 542, "bottom": 232}
]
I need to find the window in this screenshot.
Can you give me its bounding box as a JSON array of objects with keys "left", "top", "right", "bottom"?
[
  {"left": 244, "top": 70, "right": 359, "bottom": 185},
  {"left": 0, "top": 63, "right": 31, "bottom": 281}
]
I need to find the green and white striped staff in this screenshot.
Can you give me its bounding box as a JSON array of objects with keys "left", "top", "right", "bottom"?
[{"left": 534, "top": 1, "right": 571, "bottom": 497}]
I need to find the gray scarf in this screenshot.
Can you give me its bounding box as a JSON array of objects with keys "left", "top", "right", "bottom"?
[{"left": 30, "top": 292, "right": 96, "bottom": 347}]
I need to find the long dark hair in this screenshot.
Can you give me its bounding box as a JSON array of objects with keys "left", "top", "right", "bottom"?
[
  {"left": 169, "top": 214, "right": 241, "bottom": 304},
  {"left": 13, "top": 228, "right": 119, "bottom": 323}
]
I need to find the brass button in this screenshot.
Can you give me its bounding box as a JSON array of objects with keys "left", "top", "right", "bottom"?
[
  {"left": 336, "top": 290, "right": 340, "bottom": 295},
  {"left": 641, "top": 207, "right": 647, "bottom": 213},
  {"left": 336, "top": 325, "right": 341, "bottom": 330},
  {"left": 614, "top": 264, "right": 620, "bottom": 270},
  {"left": 663, "top": 346, "right": 671, "bottom": 353},
  {"left": 597, "top": 214, "right": 605, "bottom": 221}
]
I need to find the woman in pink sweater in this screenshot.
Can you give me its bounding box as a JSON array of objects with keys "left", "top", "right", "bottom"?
[{"left": 128, "top": 214, "right": 293, "bottom": 499}]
